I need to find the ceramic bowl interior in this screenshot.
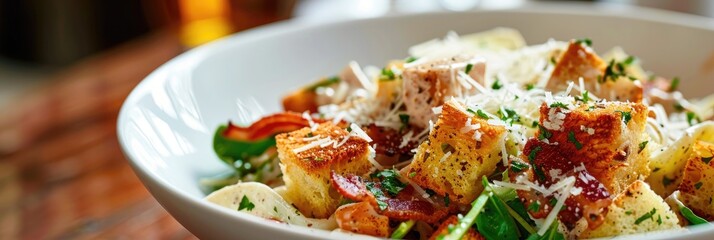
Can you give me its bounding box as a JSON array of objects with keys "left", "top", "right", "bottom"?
[{"left": 118, "top": 2, "right": 714, "bottom": 239}]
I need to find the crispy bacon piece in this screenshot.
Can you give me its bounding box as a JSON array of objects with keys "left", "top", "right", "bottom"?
[
  {"left": 330, "top": 171, "right": 449, "bottom": 223},
  {"left": 364, "top": 124, "right": 420, "bottom": 166},
  {"left": 222, "top": 112, "right": 331, "bottom": 141},
  {"left": 335, "top": 202, "right": 390, "bottom": 237}
]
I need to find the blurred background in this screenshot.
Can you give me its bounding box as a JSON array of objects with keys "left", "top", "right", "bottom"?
[{"left": 0, "top": 0, "right": 711, "bottom": 239}]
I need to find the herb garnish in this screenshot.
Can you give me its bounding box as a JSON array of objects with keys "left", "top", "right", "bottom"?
[
  {"left": 615, "top": 110, "right": 632, "bottom": 124},
  {"left": 492, "top": 78, "right": 503, "bottom": 90},
  {"left": 575, "top": 91, "right": 590, "bottom": 103},
  {"left": 371, "top": 169, "right": 407, "bottom": 197},
  {"left": 405, "top": 56, "right": 418, "bottom": 63},
  {"left": 695, "top": 182, "right": 703, "bottom": 190},
  {"left": 634, "top": 208, "right": 657, "bottom": 224},
  {"left": 528, "top": 146, "right": 546, "bottom": 181},
  {"left": 638, "top": 141, "right": 649, "bottom": 153},
  {"left": 662, "top": 176, "right": 674, "bottom": 187},
  {"left": 567, "top": 131, "right": 583, "bottom": 150},
  {"left": 365, "top": 182, "right": 388, "bottom": 210},
  {"left": 499, "top": 108, "right": 520, "bottom": 125},
  {"left": 380, "top": 68, "right": 395, "bottom": 81},
  {"left": 238, "top": 195, "right": 255, "bottom": 211},
  {"left": 465, "top": 63, "right": 474, "bottom": 74},
  {"left": 528, "top": 201, "right": 541, "bottom": 212},
  {"left": 703, "top": 156, "right": 713, "bottom": 164},
  {"left": 526, "top": 83, "right": 535, "bottom": 90},
  {"left": 537, "top": 124, "right": 552, "bottom": 140},
  {"left": 549, "top": 102, "right": 569, "bottom": 110},
  {"left": 669, "top": 77, "right": 680, "bottom": 92},
  {"left": 511, "top": 161, "right": 529, "bottom": 173},
  {"left": 686, "top": 112, "right": 700, "bottom": 126},
  {"left": 476, "top": 109, "right": 490, "bottom": 119},
  {"left": 575, "top": 38, "right": 592, "bottom": 46}
]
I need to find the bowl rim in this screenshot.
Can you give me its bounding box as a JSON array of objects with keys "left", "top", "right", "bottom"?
[{"left": 117, "top": 2, "right": 714, "bottom": 239}]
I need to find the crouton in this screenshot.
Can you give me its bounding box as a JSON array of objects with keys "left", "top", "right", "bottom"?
[
  {"left": 677, "top": 141, "right": 714, "bottom": 221},
  {"left": 536, "top": 101, "right": 649, "bottom": 195},
  {"left": 402, "top": 56, "right": 486, "bottom": 128},
  {"left": 402, "top": 101, "right": 506, "bottom": 204},
  {"left": 276, "top": 122, "right": 373, "bottom": 218},
  {"left": 646, "top": 122, "right": 714, "bottom": 197},
  {"left": 580, "top": 181, "right": 682, "bottom": 238},
  {"left": 547, "top": 41, "right": 642, "bottom": 102},
  {"left": 430, "top": 216, "right": 485, "bottom": 240}
]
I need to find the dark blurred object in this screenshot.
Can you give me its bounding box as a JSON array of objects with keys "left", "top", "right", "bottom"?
[
  {"left": 0, "top": 0, "right": 295, "bottom": 67},
  {"left": 0, "top": 0, "right": 153, "bottom": 66}
]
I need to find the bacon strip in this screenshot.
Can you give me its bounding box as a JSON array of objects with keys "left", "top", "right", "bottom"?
[
  {"left": 223, "top": 112, "right": 329, "bottom": 141},
  {"left": 330, "top": 171, "right": 448, "bottom": 223}
]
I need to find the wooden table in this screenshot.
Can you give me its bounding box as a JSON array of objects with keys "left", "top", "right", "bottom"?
[{"left": 0, "top": 31, "right": 198, "bottom": 240}]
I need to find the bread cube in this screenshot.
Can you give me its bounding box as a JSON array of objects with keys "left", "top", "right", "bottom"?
[
  {"left": 276, "top": 122, "right": 373, "bottom": 218},
  {"left": 677, "top": 141, "right": 714, "bottom": 221},
  {"left": 580, "top": 181, "right": 682, "bottom": 238},
  {"left": 402, "top": 56, "right": 486, "bottom": 128},
  {"left": 548, "top": 41, "right": 642, "bottom": 102},
  {"left": 402, "top": 101, "right": 506, "bottom": 204},
  {"left": 535, "top": 101, "right": 650, "bottom": 195}
]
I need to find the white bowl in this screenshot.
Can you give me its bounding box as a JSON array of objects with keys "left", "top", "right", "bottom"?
[{"left": 117, "top": 2, "right": 714, "bottom": 239}]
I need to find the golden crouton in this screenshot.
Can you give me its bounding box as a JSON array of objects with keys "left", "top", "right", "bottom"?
[
  {"left": 276, "top": 122, "right": 373, "bottom": 218},
  {"left": 646, "top": 122, "right": 714, "bottom": 197},
  {"left": 402, "top": 56, "right": 486, "bottom": 128},
  {"left": 402, "top": 101, "right": 506, "bottom": 204},
  {"left": 536, "top": 101, "right": 649, "bottom": 195},
  {"left": 580, "top": 181, "right": 682, "bottom": 238},
  {"left": 677, "top": 141, "right": 714, "bottom": 221},
  {"left": 430, "top": 216, "right": 485, "bottom": 240},
  {"left": 547, "top": 41, "right": 642, "bottom": 102}
]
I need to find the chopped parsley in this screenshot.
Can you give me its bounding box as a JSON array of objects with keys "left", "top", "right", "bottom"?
[
  {"left": 657, "top": 215, "right": 663, "bottom": 225},
  {"left": 550, "top": 102, "right": 569, "bottom": 110},
  {"left": 623, "top": 55, "right": 636, "bottom": 65},
  {"left": 549, "top": 198, "right": 557, "bottom": 207},
  {"left": 638, "top": 141, "right": 649, "bottom": 153},
  {"left": 634, "top": 208, "right": 657, "bottom": 224},
  {"left": 274, "top": 206, "right": 278, "bottom": 213},
  {"left": 399, "top": 114, "right": 410, "bottom": 131},
  {"left": 615, "top": 110, "right": 632, "bottom": 124},
  {"left": 307, "top": 76, "right": 340, "bottom": 91},
  {"left": 575, "top": 38, "right": 592, "bottom": 46},
  {"left": 673, "top": 102, "right": 685, "bottom": 112},
  {"left": 567, "top": 131, "right": 583, "bottom": 150},
  {"left": 625, "top": 210, "right": 633, "bottom": 215},
  {"left": 528, "top": 146, "right": 546, "bottom": 181},
  {"left": 662, "top": 176, "right": 674, "bottom": 187},
  {"left": 405, "top": 56, "right": 418, "bottom": 63},
  {"left": 695, "top": 182, "right": 704, "bottom": 190},
  {"left": 537, "top": 124, "right": 552, "bottom": 140},
  {"left": 305, "top": 132, "right": 313, "bottom": 138},
  {"left": 238, "top": 195, "right": 255, "bottom": 211},
  {"left": 476, "top": 109, "right": 490, "bottom": 119},
  {"left": 365, "top": 182, "right": 388, "bottom": 210},
  {"left": 510, "top": 161, "right": 529, "bottom": 173},
  {"left": 525, "top": 83, "right": 535, "bottom": 90},
  {"left": 602, "top": 59, "right": 628, "bottom": 83},
  {"left": 408, "top": 172, "right": 416, "bottom": 178},
  {"left": 491, "top": 78, "right": 503, "bottom": 90},
  {"left": 550, "top": 56, "right": 557, "bottom": 65},
  {"left": 528, "top": 201, "right": 541, "bottom": 212},
  {"left": 576, "top": 91, "right": 590, "bottom": 103},
  {"left": 465, "top": 63, "right": 474, "bottom": 74},
  {"left": 669, "top": 77, "right": 680, "bottom": 92},
  {"left": 371, "top": 169, "right": 407, "bottom": 197},
  {"left": 380, "top": 68, "right": 396, "bottom": 81},
  {"left": 686, "top": 112, "right": 700, "bottom": 126},
  {"left": 498, "top": 108, "right": 520, "bottom": 125},
  {"left": 444, "top": 194, "right": 451, "bottom": 207},
  {"left": 703, "top": 156, "right": 713, "bottom": 164}
]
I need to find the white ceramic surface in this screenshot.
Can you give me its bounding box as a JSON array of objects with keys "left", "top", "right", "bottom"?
[{"left": 117, "top": 2, "right": 714, "bottom": 239}]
